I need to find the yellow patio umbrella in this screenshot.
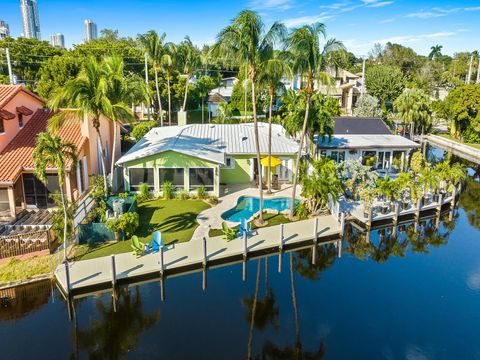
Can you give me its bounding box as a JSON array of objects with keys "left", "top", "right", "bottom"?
[{"left": 260, "top": 156, "right": 282, "bottom": 167}]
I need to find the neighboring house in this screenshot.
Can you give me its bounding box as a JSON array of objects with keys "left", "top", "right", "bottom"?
[
  {"left": 0, "top": 85, "right": 120, "bottom": 220},
  {"left": 116, "top": 122, "right": 299, "bottom": 196},
  {"left": 207, "top": 77, "right": 238, "bottom": 117},
  {"left": 317, "top": 117, "right": 420, "bottom": 171}
]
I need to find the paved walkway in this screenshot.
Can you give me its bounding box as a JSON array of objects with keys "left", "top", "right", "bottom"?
[
  {"left": 192, "top": 184, "right": 302, "bottom": 241},
  {"left": 55, "top": 215, "right": 340, "bottom": 296}
]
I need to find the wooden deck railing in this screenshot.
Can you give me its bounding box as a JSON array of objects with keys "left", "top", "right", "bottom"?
[{"left": 0, "top": 229, "right": 55, "bottom": 259}]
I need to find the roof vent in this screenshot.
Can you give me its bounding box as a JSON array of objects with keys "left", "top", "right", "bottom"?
[{"left": 242, "top": 136, "right": 248, "bottom": 141}]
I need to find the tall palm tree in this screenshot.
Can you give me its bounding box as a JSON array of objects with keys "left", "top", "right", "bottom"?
[
  {"left": 49, "top": 57, "right": 114, "bottom": 193},
  {"left": 177, "top": 36, "right": 200, "bottom": 112},
  {"left": 429, "top": 45, "right": 443, "bottom": 61},
  {"left": 137, "top": 30, "right": 166, "bottom": 125},
  {"left": 286, "top": 23, "right": 344, "bottom": 218},
  {"left": 393, "top": 88, "right": 432, "bottom": 139},
  {"left": 161, "top": 42, "right": 177, "bottom": 125},
  {"left": 33, "top": 132, "right": 77, "bottom": 261},
  {"left": 216, "top": 10, "right": 286, "bottom": 224},
  {"left": 102, "top": 57, "right": 141, "bottom": 185},
  {"left": 258, "top": 50, "right": 292, "bottom": 193}
]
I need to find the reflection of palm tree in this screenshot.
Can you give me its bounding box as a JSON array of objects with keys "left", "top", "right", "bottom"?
[
  {"left": 458, "top": 178, "right": 480, "bottom": 230},
  {"left": 290, "top": 252, "right": 301, "bottom": 357},
  {"left": 292, "top": 245, "right": 337, "bottom": 281},
  {"left": 245, "top": 259, "right": 261, "bottom": 360},
  {"left": 74, "top": 287, "right": 160, "bottom": 359}
]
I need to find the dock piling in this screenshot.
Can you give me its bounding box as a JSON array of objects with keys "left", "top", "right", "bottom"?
[
  {"left": 202, "top": 237, "right": 207, "bottom": 267},
  {"left": 278, "top": 224, "right": 284, "bottom": 273},
  {"left": 313, "top": 217, "right": 318, "bottom": 241},
  {"left": 337, "top": 240, "right": 342, "bottom": 258},
  {"left": 340, "top": 212, "right": 345, "bottom": 237},
  {"left": 111, "top": 255, "right": 116, "bottom": 287},
  {"left": 159, "top": 276, "right": 165, "bottom": 301},
  {"left": 64, "top": 261, "right": 71, "bottom": 295},
  {"left": 159, "top": 245, "right": 164, "bottom": 276},
  {"left": 312, "top": 244, "right": 317, "bottom": 265}
]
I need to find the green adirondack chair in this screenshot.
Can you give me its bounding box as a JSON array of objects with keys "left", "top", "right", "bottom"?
[
  {"left": 131, "top": 235, "right": 144, "bottom": 256},
  {"left": 221, "top": 222, "right": 237, "bottom": 241}
]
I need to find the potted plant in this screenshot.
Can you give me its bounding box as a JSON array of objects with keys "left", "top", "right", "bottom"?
[
  {"left": 360, "top": 187, "right": 375, "bottom": 218},
  {"left": 107, "top": 212, "right": 140, "bottom": 242}
]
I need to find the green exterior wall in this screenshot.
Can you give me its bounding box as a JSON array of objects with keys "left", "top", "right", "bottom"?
[{"left": 220, "top": 155, "right": 251, "bottom": 184}]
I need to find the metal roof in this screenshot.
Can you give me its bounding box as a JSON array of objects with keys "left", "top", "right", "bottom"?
[
  {"left": 116, "top": 122, "right": 299, "bottom": 165},
  {"left": 332, "top": 117, "right": 391, "bottom": 135},
  {"left": 318, "top": 134, "right": 421, "bottom": 150}
]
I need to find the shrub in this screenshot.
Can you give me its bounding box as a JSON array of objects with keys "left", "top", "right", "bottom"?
[
  {"left": 162, "top": 181, "right": 173, "bottom": 200},
  {"left": 118, "top": 192, "right": 129, "bottom": 198},
  {"left": 176, "top": 190, "right": 190, "bottom": 200},
  {"left": 131, "top": 120, "right": 157, "bottom": 142},
  {"left": 196, "top": 185, "right": 207, "bottom": 200},
  {"left": 137, "top": 182, "right": 151, "bottom": 202},
  {"left": 295, "top": 202, "right": 309, "bottom": 219},
  {"left": 208, "top": 195, "right": 219, "bottom": 205},
  {"left": 106, "top": 212, "right": 139, "bottom": 240},
  {"left": 410, "top": 151, "right": 425, "bottom": 174}
]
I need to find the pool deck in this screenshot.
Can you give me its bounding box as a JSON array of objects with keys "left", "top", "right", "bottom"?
[
  {"left": 55, "top": 214, "right": 340, "bottom": 297},
  {"left": 193, "top": 184, "right": 302, "bottom": 241}
]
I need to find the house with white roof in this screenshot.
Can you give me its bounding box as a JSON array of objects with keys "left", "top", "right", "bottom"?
[
  {"left": 318, "top": 117, "right": 420, "bottom": 171},
  {"left": 116, "top": 122, "right": 299, "bottom": 196},
  {"left": 207, "top": 77, "right": 238, "bottom": 117}
]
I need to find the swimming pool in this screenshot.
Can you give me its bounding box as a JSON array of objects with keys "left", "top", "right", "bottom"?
[{"left": 221, "top": 196, "right": 299, "bottom": 222}]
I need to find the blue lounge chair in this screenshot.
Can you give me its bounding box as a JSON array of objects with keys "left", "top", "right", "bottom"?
[
  {"left": 239, "top": 218, "right": 252, "bottom": 237},
  {"left": 149, "top": 231, "right": 162, "bottom": 252}
]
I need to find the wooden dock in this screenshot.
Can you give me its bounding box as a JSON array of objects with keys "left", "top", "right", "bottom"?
[{"left": 55, "top": 215, "right": 342, "bottom": 298}]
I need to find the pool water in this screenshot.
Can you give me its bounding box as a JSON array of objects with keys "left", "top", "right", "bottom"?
[{"left": 221, "top": 196, "right": 299, "bottom": 222}]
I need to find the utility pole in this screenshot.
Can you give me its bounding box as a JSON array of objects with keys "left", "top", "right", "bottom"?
[
  {"left": 466, "top": 54, "right": 473, "bottom": 84},
  {"left": 361, "top": 57, "right": 366, "bottom": 95},
  {"left": 5, "top": 48, "right": 14, "bottom": 85},
  {"left": 144, "top": 52, "right": 150, "bottom": 120},
  {"left": 476, "top": 55, "right": 480, "bottom": 84}
]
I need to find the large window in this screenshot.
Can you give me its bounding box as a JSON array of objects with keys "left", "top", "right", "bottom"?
[
  {"left": 0, "top": 189, "right": 9, "bottom": 212},
  {"left": 129, "top": 168, "right": 154, "bottom": 191},
  {"left": 189, "top": 168, "right": 214, "bottom": 192},
  {"left": 159, "top": 168, "right": 184, "bottom": 189},
  {"left": 329, "top": 150, "right": 345, "bottom": 163},
  {"left": 23, "top": 173, "right": 59, "bottom": 208},
  {"left": 18, "top": 113, "right": 23, "bottom": 128}
]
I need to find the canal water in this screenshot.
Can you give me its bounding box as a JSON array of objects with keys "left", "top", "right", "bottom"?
[{"left": 1, "top": 149, "right": 479, "bottom": 359}]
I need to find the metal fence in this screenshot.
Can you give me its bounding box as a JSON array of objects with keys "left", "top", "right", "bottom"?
[{"left": 77, "top": 222, "right": 118, "bottom": 244}]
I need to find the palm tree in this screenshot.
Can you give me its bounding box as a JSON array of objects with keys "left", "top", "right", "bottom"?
[
  {"left": 216, "top": 10, "right": 286, "bottom": 224},
  {"left": 102, "top": 57, "right": 140, "bottom": 185},
  {"left": 258, "top": 50, "right": 292, "bottom": 193},
  {"left": 49, "top": 57, "right": 113, "bottom": 193},
  {"left": 137, "top": 30, "right": 166, "bottom": 125},
  {"left": 177, "top": 36, "right": 200, "bottom": 112},
  {"left": 161, "top": 42, "right": 177, "bottom": 125},
  {"left": 429, "top": 45, "right": 443, "bottom": 61},
  {"left": 393, "top": 88, "right": 432, "bottom": 139},
  {"left": 33, "top": 132, "right": 77, "bottom": 261},
  {"left": 286, "top": 23, "right": 344, "bottom": 218}
]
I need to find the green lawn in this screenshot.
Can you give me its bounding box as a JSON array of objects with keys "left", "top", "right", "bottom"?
[
  {"left": 0, "top": 255, "right": 58, "bottom": 285},
  {"left": 208, "top": 213, "right": 293, "bottom": 238},
  {"left": 437, "top": 133, "right": 480, "bottom": 150},
  {"left": 74, "top": 199, "right": 211, "bottom": 261}
]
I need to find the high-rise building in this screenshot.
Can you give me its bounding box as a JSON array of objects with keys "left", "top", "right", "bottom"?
[
  {"left": 50, "top": 33, "right": 65, "bottom": 48},
  {"left": 0, "top": 20, "right": 10, "bottom": 39},
  {"left": 20, "top": 0, "right": 41, "bottom": 40},
  {"left": 84, "top": 19, "right": 97, "bottom": 42}
]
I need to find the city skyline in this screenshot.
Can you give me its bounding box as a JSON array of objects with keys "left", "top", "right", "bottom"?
[
  {"left": 20, "top": 0, "right": 41, "bottom": 40},
  {"left": 1, "top": 0, "right": 479, "bottom": 55},
  {"left": 83, "top": 19, "right": 97, "bottom": 42},
  {"left": 50, "top": 32, "right": 64, "bottom": 48},
  {"left": 0, "top": 20, "right": 10, "bottom": 39}
]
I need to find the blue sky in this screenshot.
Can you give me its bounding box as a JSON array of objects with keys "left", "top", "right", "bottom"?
[{"left": 2, "top": 0, "right": 479, "bottom": 55}]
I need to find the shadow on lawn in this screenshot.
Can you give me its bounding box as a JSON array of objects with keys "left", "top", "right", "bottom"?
[{"left": 158, "top": 212, "right": 199, "bottom": 233}]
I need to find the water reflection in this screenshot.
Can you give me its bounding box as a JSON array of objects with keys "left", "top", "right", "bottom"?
[{"left": 73, "top": 286, "right": 160, "bottom": 359}]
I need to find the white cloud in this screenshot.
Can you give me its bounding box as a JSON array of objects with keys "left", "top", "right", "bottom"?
[
  {"left": 407, "top": 6, "right": 480, "bottom": 19},
  {"left": 249, "top": 0, "right": 294, "bottom": 10},
  {"left": 367, "top": 1, "right": 394, "bottom": 8},
  {"left": 283, "top": 13, "right": 334, "bottom": 27},
  {"left": 379, "top": 17, "right": 396, "bottom": 24},
  {"left": 375, "top": 31, "right": 457, "bottom": 44}
]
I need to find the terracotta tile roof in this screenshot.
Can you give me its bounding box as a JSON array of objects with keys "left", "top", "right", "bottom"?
[
  {"left": 0, "top": 85, "right": 45, "bottom": 109},
  {"left": 0, "top": 109, "right": 87, "bottom": 184}
]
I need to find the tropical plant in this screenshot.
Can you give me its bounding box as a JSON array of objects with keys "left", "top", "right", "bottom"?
[
  {"left": 286, "top": 22, "right": 344, "bottom": 218},
  {"left": 196, "top": 185, "right": 207, "bottom": 200},
  {"left": 353, "top": 94, "right": 382, "bottom": 117},
  {"left": 301, "top": 158, "right": 342, "bottom": 214},
  {"left": 137, "top": 30, "right": 167, "bottom": 124},
  {"left": 434, "top": 161, "right": 466, "bottom": 192},
  {"left": 160, "top": 42, "right": 177, "bottom": 125},
  {"left": 429, "top": 45, "right": 443, "bottom": 60},
  {"left": 106, "top": 212, "right": 139, "bottom": 240},
  {"left": 137, "top": 182, "right": 151, "bottom": 202},
  {"left": 207, "top": 195, "right": 219, "bottom": 205},
  {"left": 176, "top": 189, "right": 190, "bottom": 200},
  {"left": 50, "top": 194, "right": 76, "bottom": 246},
  {"left": 215, "top": 10, "right": 286, "bottom": 224},
  {"left": 365, "top": 65, "right": 405, "bottom": 106},
  {"left": 394, "top": 88, "right": 432, "bottom": 139},
  {"left": 177, "top": 36, "right": 200, "bottom": 111},
  {"left": 161, "top": 181, "right": 173, "bottom": 200},
  {"left": 131, "top": 120, "right": 157, "bottom": 141},
  {"left": 48, "top": 57, "right": 114, "bottom": 192},
  {"left": 360, "top": 187, "right": 375, "bottom": 215},
  {"left": 33, "top": 132, "right": 77, "bottom": 261},
  {"left": 409, "top": 151, "right": 425, "bottom": 174},
  {"left": 375, "top": 175, "right": 399, "bottom": 202},
  {"left": 294, "top": 202, "right": 309, "bottom": 219}
]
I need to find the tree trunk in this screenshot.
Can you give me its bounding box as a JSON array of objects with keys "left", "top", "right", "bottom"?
[
  {"left": 110, "top": 121, "right": 118, "bottom": 190},
  {"left": 167, "top": 76, "right": 172, "bottom": 126},
  {"left": 60, "top": 183, "right": 68, "bottom": 262},
  {"left": 251, "top": 80, "right": 264, "bottom": 224},
  {"left": 154, "top": 67, "right": 163, "bottom": 127},
  {"left": 410, "top": 122, "right": 414, "bottom": 140},
  {"left": 95, "top": 126, "right": 108, "bottom": 193},
  {"left": 267, "top": 90, "right": 273, "bottom": 194},
  {"left": 201, "top": 97, "right": 204, "bottom": 124},
  {"left": 247, "top": 259, "right": 261, "bottom": 360},
  {"left": 289, "top": 94, "right": 311, "bottom": 218},
  {"left": 182, "top": 76, "right": 189, "bottom": 111}
]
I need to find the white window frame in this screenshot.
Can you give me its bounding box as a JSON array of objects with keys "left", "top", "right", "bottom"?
[
  {"left": 129, "top": 167, "right": 155, "bottom": 192},
  {"left": 188, "top": 167, "right": 215, "bottom": 192},
  {"left": 222, "top": 157, "right": 235, "bottom": 169},
  {"left": 158, "top": 167, "right": 186, "bottom": 190}
]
